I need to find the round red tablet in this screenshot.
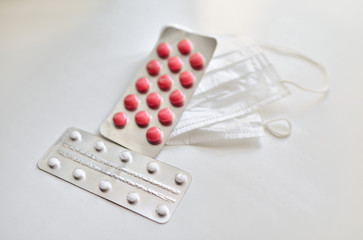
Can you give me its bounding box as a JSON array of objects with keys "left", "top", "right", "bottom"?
[
  {"left": 113, "top": 112, "right": 128, "bottom": 128},
  {"left": 158, "top": 108, "right": 173, "bottom": 126},
  {"left": 146, "top": 127, "right": 163, "bottom": 145},
  {"left": 157, "top": 74, "right": 172, "bottom": 91},
  {"left": 178, "top": 39, "right": 192, "bottom": 55},
  {"left": 135, "top": 111, "right": 150, "bottom": 128},
  {"left": 146, "top": 60, "right": 160, "bottom": 76},
  {"left": 179, "top": 71, "right": 194, "bottom": 88},
  {"left": 135, "top": 77, "right": 149, "bottom": 93},
  {"left": 169, "top": 90, "right": 184, "bottom": 107},
  {"left": 124, "top": 94, "right": 138, "bottom": 111},
  {"left": 189, "top": 53, "right": 204, "bottom": 70},
  {"left": 146, "top": 92, "right": 161, "bottom": 109},
  {"left": 156, "top": 42, "right": 170, "bottom": 59},
  {"left": 168, "top": 56, "right": 182, "bottom": 73}
]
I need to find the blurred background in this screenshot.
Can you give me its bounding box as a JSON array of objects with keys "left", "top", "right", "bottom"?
[{"left": 0, "top": 0, "right": 362, "bottom": 239}]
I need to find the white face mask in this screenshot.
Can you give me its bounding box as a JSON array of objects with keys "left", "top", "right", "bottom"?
[
  {"left": 166, "top": 37, "right": 289, "bottom": 145},
  {"left": 166, "top": 36, "right": 329, "bottom": 145}
]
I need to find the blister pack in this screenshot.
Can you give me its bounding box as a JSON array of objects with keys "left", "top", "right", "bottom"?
[
  {"left": 38, "top": 128, "right": 191, "bottom": 223},
  {"left": 100, "top": 26, "right": 217, "bottom": 157}
]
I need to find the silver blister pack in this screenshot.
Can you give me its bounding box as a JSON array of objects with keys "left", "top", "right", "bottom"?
[
  {"left": 38, "top": 128, "right": 192, "bottom": 223},
  {"left": 100, "top": 26, "right": 217, "bottom": 157}
]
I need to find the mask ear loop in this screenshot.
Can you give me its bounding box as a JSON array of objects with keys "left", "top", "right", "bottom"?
[
  {"left": 258, "top": 42, "right": 330, "bottom": 137},
  {"left": 263, "top": 118, "right": 292, "bottom": 138},
  {"left": 259, "top": 42, "right": 330, "bottom": 93}
]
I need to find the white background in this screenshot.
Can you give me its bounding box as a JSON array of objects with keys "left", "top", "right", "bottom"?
[{"left": 0, "top": 0, "right": 362, "bottom": 239}]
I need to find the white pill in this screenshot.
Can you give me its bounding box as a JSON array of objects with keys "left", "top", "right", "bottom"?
[
  {"left": 120, "top": 151, "right": 132, "bottom": 162},
  {"left": 70, "top": 130, "right": 82, "bottom": 141},
  {"left": 127, "top": 192, "right": 139, "bottom": 204},
  {"left": 156, "top": 205, "right": 169, "bottom": 217},
  {"left": 47, "top": 157, "right": 60, "bottom": 169},
  {"left": 72, "top": 169, "right": 86, "bottom": 180},
  {"left": 99, "top": 180, "right": 112, "bottom": 192},
  {"left": 146, "top": 162, "right": 159, "bottom": 173},
  {"left": 175, "top": 173, "right": 187, "bottom": 185},
  {"left": 94, "top": 141, "right": 106, "bottom": 152}
]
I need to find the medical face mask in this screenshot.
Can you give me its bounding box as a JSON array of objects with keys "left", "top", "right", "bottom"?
[
  {"left": 165, "top": 34, "right": 330, "bottom": 145},
  {"left": 167, "top": 113, "right": 265, "bottom": 145},
  {"left": 166, "top": 37, "right": 290, "bottom": 145}
]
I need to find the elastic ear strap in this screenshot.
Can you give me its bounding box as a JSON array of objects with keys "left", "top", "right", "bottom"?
[
  {"left": 263, "top": 118, "right": 292, "bottom": 138},
  {"left": 259, "top": 43, "right": 329, "bottom": 138},
  {"left": 259, "top": 42, "right": 330, "bottom": 94}
]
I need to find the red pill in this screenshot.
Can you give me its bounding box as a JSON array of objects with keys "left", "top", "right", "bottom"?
[
  {"left": 158, "top": 108, "right": 173, "bottom": 126},
  {"left": 124, "top": 94, "right": 138, "bottom": 111},
  {"left": 179, "top": 71, "right": 194, "bottom": 88},
  {"left": 135, "top": 77, "right": 149, "bottom": 93},
  {"left": 135, "top": 111, "right": 150, "bottom": 128},
  {"left": 146, "top": 127, "right": 163, "bottom": 145},
  {"left": 113, "top": 112, "right": 128, "bottom": 128},
  {"left": 156, "top": 42, "right": 170, "bottom": 59},
  {"left": 146, "top": 60, "right": 160, "bottom": 76},
  {"left": 189, "top": 53, "right": 204, "bottom": 70},
  {"left": 178, "top": 39, "right": 192, "bottom": 55},
  {"left": 169, "top": 90, "right": 184, "bottom": 107},
  {"left": 146, "top": 92, "right": 161, "bottom": 109},
  {"left": 168, "top": 56, "right": 182, "bottom": 73},
  {"left": 157, "top": 74, "right": 172, "bottom": 91}
]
